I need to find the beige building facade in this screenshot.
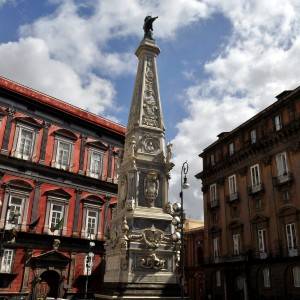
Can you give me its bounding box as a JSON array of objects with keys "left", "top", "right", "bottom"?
[{"left": 197, "top": 86, "right": 300, "bottom": 300}]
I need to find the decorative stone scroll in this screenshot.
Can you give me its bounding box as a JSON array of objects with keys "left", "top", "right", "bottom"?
[
  {"left": 142, "top": 57, "right": 159, "bottom": 127},
  {"left": 140, "top": 253, "right": 165, "bottom": 270},
  {"left": 143, "top": 225, "right": 164, "bottom": 249},
  {"left": 139, "top": 134, "right": 160, "bottom": 154}
]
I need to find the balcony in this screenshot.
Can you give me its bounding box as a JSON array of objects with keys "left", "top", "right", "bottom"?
[
  {"left": 227, "top": 192, "right": 239, "bottom": 202},
  {"left": 253, "top": 251, "right": 268, "bottom": 259},
  {"left": 213, "top": 256, "right": 222, "bottom": 264},
  {"left": 223, "top": 254, "right": 247, "bottom": 263},
  {"left": 288, "top": 248, "right": 298, "bottom": 257},
  {"left": 274, "top": 172, "right": 293, "bottom": 186},
  {"left": 248, "top": 183, "right": 264, "bottom": 195},
  {"left": 209, "top": 198, "right": 219, "bottom": 209}
]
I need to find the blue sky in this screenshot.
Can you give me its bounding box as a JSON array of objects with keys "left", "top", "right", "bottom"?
[{"left": 1, "top": 0, "right": 300, "bottom": 219}]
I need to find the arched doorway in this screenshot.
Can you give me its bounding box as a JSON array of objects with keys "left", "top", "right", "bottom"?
[{"left": 37, "top": 270, "right": 60, "bottom": 299}]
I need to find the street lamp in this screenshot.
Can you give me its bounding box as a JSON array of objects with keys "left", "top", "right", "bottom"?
[
  {"left": 180, "top": 161, "right": 189, "bottom": 299},
  {"left": 84, "top": 232, "right": 95, "bottom": 299}
]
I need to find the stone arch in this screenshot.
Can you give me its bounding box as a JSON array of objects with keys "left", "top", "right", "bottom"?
[
  {"left": 5, "top": 178, "right": 34, "bottom": 191},
  {"left": 81, "top": 194, "right": 105, "bottom": 204},
  {"left": 13, "top": 116, "right": 42, "bottom": 128},
  {"left": 52, "top": 128, "right": 78, "bottom": 140}
]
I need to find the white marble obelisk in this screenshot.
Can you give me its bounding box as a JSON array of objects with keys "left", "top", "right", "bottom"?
[{"left": 97, "top": 22, "right": 181, "bottom": 300}]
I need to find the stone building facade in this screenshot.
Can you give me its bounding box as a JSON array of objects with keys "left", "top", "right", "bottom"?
[
  {"left": 184, "top": 220, "right": 204, "bottom": 300},
  {"left": 0, "top": 76, "right": 125, "bottom": 299},
  {"left": 197, "top": 86, "right": 300, "bottom": 300}
]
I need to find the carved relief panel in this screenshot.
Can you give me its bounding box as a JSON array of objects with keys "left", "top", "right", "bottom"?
[{"left": 142, "top": 57, "right": 160, "bottom": 128}]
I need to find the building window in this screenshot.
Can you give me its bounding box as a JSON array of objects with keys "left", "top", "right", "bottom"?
[
  {"left": 85, "top": 209, "right": 98, "bottom": 239},
  {"left": 286, "top": 223, "right": 298, "bottom": 256},
  {"left": 274, "top": 115, "right": 282, "bottom": 131},
  {"left": 228, "top": 174, "right": 237, "bottom": 196},
  {"left": 212, "top": 212, "right": 218, "bottom": 224},
  {"left": 233, "top": 233, "right": 241, "bottom": 255},
  {"left": 44, "top": 194, "right": 69, "bottom": 236},
  {"left": 229, "top": 142, "right": 234, "bottom": 156},
  {"left": 6, "top": 195, "right": 25, "bottom": 230},
  {"left": 258, "top": 229, "right": 267, "bottom": 254},
  {"left": 87, "top": 149, "right": 103, "bottom": 178},
  {"left": 210, "top": 154, "right": 215, "bottom": 166},
  {"left": 81, "top": 203, "right": 101, "bottom": 239},
  {"left": 282, "top": 190, "right": 290, "bottom": 202},
  {"left": 276, "top": 152, "right": 288, "bottom": 176},
  {"left": 13, "top": 125, "right": 36, "bottom": 160},
  {"left": 250, "top": 129, "right": 257, "bottom": 144},
  {"left": 0, "top": 249, "right": 14, "bottom": 273},
  {"left": 53, "top": 138, "right": 73, "bottom": 170},
  {"left": 210, "top": 184, "right": 217, "bottom": 202},
  {"left": 213, "top": 237, "right": 220, "bottom": 260},
  {"left": 255, "top": 198, "right": 262, "bottom": 210},
  {"left": 250, "top": 164, "right": 261, "bottom": 187},
  {"left": 293, "top": 266, "right": 300, "bottom": 287},
  {"left": 216, "top": 270, "right": 221, "bottom": 287},
  {"left": 263, "top": 268, "right": 271, "bottom": 288},
  {"left": 49, "top": 203, "right": 64, "bottom": 235}
]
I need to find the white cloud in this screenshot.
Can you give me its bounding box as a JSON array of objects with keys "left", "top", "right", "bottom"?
[
  {"left": 0, "top": 0, "right": 214, "bottom": 116},
  {"left": 170, "top": 0, "right": 300, "bottom": 220},
  {"left": 0, "top": 37, "right": 115, "bottom": 114}
]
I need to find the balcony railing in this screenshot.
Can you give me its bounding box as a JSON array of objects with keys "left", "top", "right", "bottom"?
[
  {"left": 288, "top": 248, "right": 298, "bottom": 257},
  {"left": 228, "top": 192, "right": 239, "bottom": 202},
  {"left": 274, "top": 172, "right": 293, "bottom": 186},
  {"left": 209, "top": 198, "right": 219, "bottom": 209},
  {"left": 253, "top": 251, "right": 268, "bottom": 259},
  {"left": 248, "top": 183, "right": 264, "bottom": 195},
  {"left": 223, "top": 254, "right": 247, "bottom": 262}
]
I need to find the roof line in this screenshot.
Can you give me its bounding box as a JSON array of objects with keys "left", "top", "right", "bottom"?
[
  {"left": 0, "top": 75, "right": 126, "bottom": 136},
  {"left": 199, "top": 84, "right": 300, "bottom": 156}
]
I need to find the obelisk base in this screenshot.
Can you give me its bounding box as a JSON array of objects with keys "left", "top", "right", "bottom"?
[{"left": 95, "top": 282, "right": 184, "bottom": 299}]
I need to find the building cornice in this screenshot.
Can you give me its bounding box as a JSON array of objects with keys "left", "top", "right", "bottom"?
[
  {"left": 199, "top": 85, "right": 300, "bottom": 156},
  {"left": 0, "top": 75, "right": 126, "bottom": 136}
]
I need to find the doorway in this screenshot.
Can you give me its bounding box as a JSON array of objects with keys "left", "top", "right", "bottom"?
[{"left": 36, "top": 270, "right": 61, "bottom": 299}]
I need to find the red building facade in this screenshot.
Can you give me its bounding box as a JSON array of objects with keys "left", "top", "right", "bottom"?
[{"left": 0, "top": 76, "right": 125, "bottom": 299}]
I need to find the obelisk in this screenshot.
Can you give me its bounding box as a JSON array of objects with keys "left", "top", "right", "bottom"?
[{"left": 97, "top": 16, "right": 181, "bottom": 299}]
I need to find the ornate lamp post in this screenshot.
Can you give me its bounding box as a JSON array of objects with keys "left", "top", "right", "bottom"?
[
  {"left": 171, "top": 162, "right": 190, "bottom": 299},
  {"left": 84, "top": 234, "right": 95, "bottom": 299},
  {"left": 180, "top": 161, "right": 190, "bottom": 299}
]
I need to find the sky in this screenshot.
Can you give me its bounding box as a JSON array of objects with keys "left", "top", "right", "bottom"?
[{"left": 1, "top": 0, "right": 300, "bottom": 220}]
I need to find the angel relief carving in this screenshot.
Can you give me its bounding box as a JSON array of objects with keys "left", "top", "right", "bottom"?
[
  {"left": 142, "top": 57, "right": 160, "bottom": 127},
  {"left": 144, "top": 171, "right": 159, "bottom": 207}
]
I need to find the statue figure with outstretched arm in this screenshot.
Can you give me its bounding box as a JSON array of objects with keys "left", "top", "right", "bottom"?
[{"left": 143, "top": 16, "right": 158, "bottom": 40}]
